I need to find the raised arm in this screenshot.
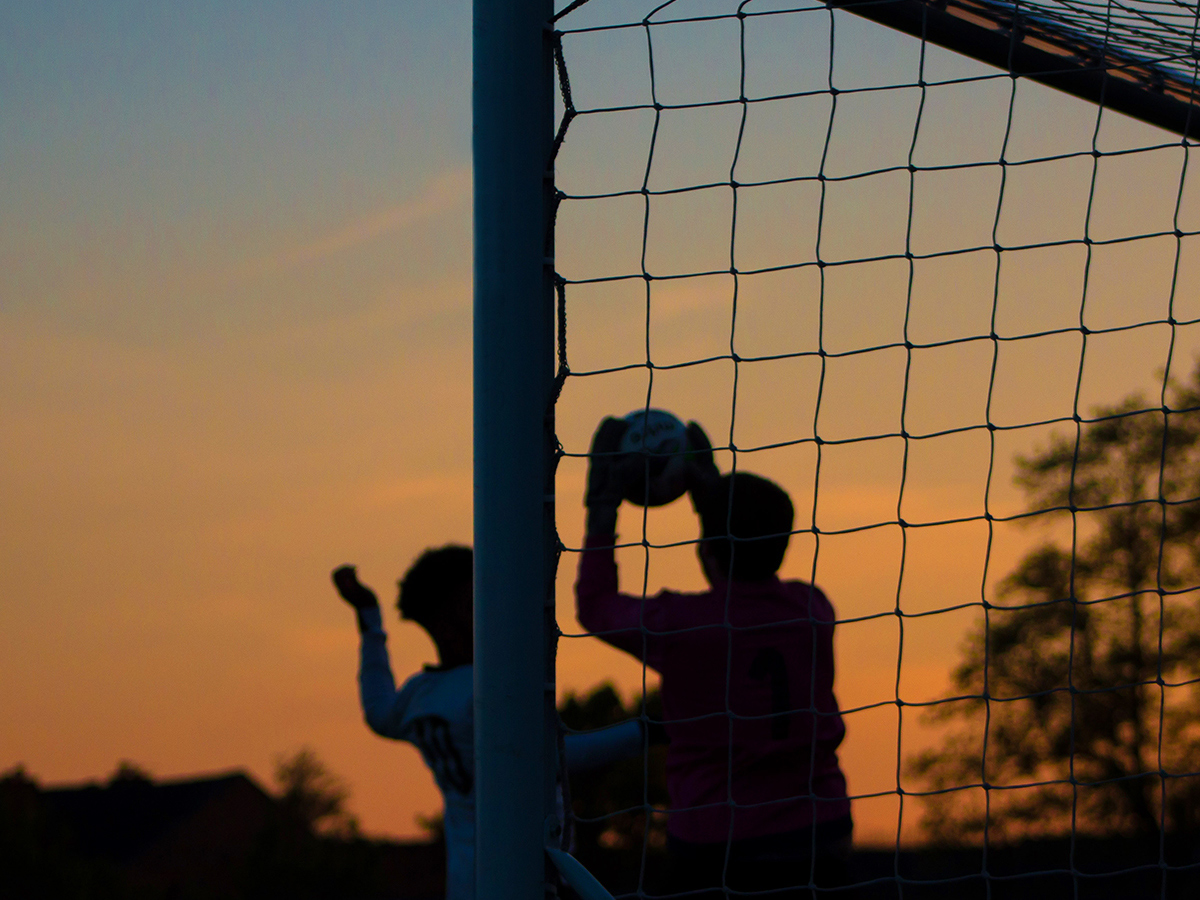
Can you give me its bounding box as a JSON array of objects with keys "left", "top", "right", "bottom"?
[
  {"left": 576, "top": 419, "right": 662, "bottom": 662},
  {"left": 583, "top": 416, "right": 629, "bottom": 539},
  {"left": 332, "top": 565, "right": 409, "bottom": 737}
]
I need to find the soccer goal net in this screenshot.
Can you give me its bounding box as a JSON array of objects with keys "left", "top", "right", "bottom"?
[{"left": 543, "top": 0, "right": 1200, "bottom": 896}]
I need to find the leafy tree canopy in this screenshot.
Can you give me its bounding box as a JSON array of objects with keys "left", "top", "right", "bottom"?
[
  {"left": 273, "top": 747, "right": 359, "bottom": 838},
  {"left": 909, "top": 366, "right": 1200, "bottom": 843}
]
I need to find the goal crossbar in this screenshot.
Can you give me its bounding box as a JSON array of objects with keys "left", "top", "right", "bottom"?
[{"left": 829, "top": 0, "right": 1200, "bottom": 138}]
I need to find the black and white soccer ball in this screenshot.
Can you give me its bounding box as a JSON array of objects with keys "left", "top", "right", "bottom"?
[{"left": 618, "top": 408, "right": 691, "bottom": 507}]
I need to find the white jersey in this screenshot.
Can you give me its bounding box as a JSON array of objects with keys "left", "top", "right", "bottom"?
[
  {"left": 357, "top": 607, "right": 475, "bottom": 900},
  {"left": 355, "top": 606, "right": 645, "bottom": 900}
]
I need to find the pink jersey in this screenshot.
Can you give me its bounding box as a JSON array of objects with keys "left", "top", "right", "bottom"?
[{"left": 576, "top": 534, "right": 850, "bottom": 844}]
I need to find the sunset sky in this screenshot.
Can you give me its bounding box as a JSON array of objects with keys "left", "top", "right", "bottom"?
[
  {"left": 3, "top": 0, "right": 474, "bottom": 839},
  {"left": 5, "top": 0, "right": 1200, "bottom": 846}
]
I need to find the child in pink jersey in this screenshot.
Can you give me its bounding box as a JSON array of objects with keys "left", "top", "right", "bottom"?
[{"left": 576, "top": 419, "right": 852, "bottom": 897}]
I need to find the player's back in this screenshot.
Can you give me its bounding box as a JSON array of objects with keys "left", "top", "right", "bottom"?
[
  {"left": 392, "top": 665, "right": 474, "bottom": 796},
  {"left": 382, "top": 664, "right": 476, "bottom": 900},
  {"left": 652, "top": 577, "right": 848, "bottom": 842}
]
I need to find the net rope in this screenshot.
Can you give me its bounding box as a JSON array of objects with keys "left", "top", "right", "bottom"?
[
  {"left": 986, "top": 0, "right": 1200, "bottom": 77},
  {"left": 549, "top": 0, "right": 1200, "bottom": 896}
]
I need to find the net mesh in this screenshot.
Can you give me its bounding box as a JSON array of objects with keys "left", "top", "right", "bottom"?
[
  {"left": 974, "top": 0, "right": 1200, "bottom": 78},
  {"left": 549, "top": 0, "right": 1200, "bottom": 895}
]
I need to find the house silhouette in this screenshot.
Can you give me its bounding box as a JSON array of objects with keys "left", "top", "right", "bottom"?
[{"left": 2, "top": 767, "right": 444, "bottom": 899}]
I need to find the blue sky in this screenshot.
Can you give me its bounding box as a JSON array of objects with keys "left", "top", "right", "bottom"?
[{"left": 2, "top": 2, "right": 470, "bottom": 341}]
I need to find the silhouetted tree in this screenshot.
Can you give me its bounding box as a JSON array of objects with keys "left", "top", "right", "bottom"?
[
  {"left": 273, "top": 748, "right": 359, "bottom": 838},
  {"left": 910, "top": 369, "right": 1200, "bottom": 843},
  {"left": 415, "top": 810, "right": 445, "bottom": 843},
  {"left": 109, "top": 760, "right": 152, "bottom": 783}
]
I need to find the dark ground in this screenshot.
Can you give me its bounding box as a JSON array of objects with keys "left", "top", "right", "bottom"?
[
  {"left": 581, "top": 837, "right": 1200, "bottom": 899},
  {"left": 6, "top": 768, "right": 1199, "bottom": 898}
]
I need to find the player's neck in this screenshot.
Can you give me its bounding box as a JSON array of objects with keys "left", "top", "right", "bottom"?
[{"left": 434, "top": 634, "right": 473, "bottom": 669}]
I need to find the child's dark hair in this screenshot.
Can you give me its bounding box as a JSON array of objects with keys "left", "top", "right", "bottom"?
[
  {"left": 398, "top": 544, "right": 473, "bottom": 623},
  {"left": 698, "top": 473, "right": 794, "bottom": 580}
]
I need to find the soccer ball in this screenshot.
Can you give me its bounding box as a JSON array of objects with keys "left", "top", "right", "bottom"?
[{"left": 619, "top": 408, "right": 691, "bottom": 507}]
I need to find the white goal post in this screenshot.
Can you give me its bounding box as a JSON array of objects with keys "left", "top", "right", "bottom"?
[{"left": 472, "top": 1, "right": 560, "bottom": 898}]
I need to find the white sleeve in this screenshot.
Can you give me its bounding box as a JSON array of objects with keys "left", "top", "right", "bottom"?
[
  {"left": 356, "top": 606, "right": 416, "bottom": 738},
  {"left": 563, "top": 720, "right": 644, "bottom": 774}
]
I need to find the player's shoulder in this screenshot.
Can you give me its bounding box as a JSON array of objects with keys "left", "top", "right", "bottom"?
[
  {"left": 399, "top": 663, "right": 472, "bottom": 695},
  {"left": 651, "top": 586, "right": 728, "bottom": 629},
  {"left": 409, "top": 662, "right": 473, "bottom": 685},
  {"left": 396, "top": 664, "right": 474, "bottom": 720},
  {"left": 778, "top": 578, "right": 835, "bottom": 616},
  {"left": 777, "top": 576, "right": 824, "bottom": 594},
  {"left": 653, "top": 586, "right": 715, "bottom": 611}
]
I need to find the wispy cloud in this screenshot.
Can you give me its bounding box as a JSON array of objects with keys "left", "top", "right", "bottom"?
[{"left": 237, "top": 168, "right": 471, "bottom": 280}]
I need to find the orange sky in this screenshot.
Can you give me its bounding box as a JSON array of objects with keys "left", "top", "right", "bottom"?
[{"left": 5, "top": 2, "right": 1200, "bottom": 848}]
